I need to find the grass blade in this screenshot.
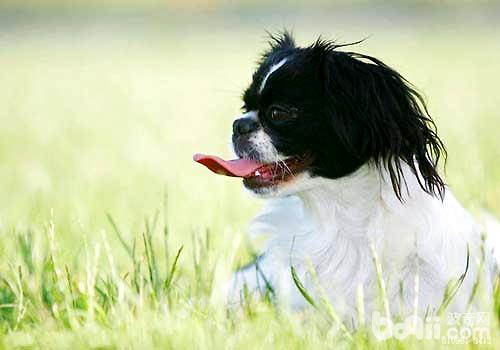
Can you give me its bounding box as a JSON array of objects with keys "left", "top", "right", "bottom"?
[
  {"left": 106, "top": 213, "right": 133, "bottom": 258},
  {"left": 164, "top": 245, "right": 183, "bottom": 291},
  {"left": 290, "top": 265, "right": 316, "bottom": 308}
]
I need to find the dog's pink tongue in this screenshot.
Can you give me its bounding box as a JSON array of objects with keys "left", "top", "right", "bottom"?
[{"left": 193, "top": 153, "right": 262, "bottom": 178}]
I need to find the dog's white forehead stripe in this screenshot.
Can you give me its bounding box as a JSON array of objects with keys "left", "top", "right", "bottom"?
[{"left": 259, "top": 58, "right": 288, "bottom": 94}]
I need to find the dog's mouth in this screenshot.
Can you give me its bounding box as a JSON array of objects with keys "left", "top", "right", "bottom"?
[{"left": 193, "top": 152, "right": 314, "bottom": 188}]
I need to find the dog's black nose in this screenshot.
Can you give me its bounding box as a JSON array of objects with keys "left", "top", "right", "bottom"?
[{"left": 233, "top": 117, "right": 259, "bottom": 136}]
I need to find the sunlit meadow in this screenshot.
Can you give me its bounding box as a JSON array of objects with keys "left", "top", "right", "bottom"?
[{"left": 0, "top": 3, "right": 499, "bottom": 349}]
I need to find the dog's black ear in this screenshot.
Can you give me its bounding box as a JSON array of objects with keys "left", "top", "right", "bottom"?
[{"left": 322, "top": 48, "right": 447, "bottom": 201}]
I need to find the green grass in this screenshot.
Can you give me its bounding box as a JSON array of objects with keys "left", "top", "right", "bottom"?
[{"left": 0, "top": 13, "right": 499, "bottom": 349}]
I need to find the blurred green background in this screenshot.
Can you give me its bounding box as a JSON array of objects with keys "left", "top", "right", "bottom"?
[
  {"left": 0, "top": 0, "right": 499, "bottom": 261},
  {"left": 0, "top": 1, "right": 499, "bottom": 348}
]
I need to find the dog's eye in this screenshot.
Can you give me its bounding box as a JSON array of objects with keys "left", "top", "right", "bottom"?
[{"left": 268, "top": 106, "right": 295, "bottom": 121}]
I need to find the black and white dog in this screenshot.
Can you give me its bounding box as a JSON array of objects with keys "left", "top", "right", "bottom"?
[{"left": 195, "top": 32, "right": 498, "bottom": 320}]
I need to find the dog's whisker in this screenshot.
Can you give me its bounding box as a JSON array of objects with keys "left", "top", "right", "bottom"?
[{"left": 276, "top": 155, "right": 294, "bottom": 178}]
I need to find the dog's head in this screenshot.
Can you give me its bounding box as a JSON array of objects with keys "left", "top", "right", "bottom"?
[{"left": 231, "top": 32, "right": 446, "bottom": 199}]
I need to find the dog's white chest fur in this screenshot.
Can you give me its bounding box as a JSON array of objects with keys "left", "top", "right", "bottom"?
[{"left": 229, "top": 163, "right": 494, "bottom": 321}]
